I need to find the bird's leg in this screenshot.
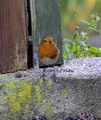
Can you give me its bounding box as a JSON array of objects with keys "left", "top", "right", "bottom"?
[
  {"left": 52, "top": 66, "right": 58, "bottom": 83},
  {"left": 43, "top": 67, "right": 46, "bottom": 80},
  {"left": 40, "top": 66, "right": 46, "bottom": 81}
]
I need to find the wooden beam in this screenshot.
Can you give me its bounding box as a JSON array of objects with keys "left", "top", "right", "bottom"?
[
  {"left": 0, "top": 0, "right": 27, "bottom": 73},
  {"left": 30, "top": 0, "right": 63, "bottom": 67}
]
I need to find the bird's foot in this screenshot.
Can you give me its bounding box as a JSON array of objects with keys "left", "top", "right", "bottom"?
[
  {"left": 52, "top": 72, "right": 59, "bottom": 83},
  {"left": 40, "top": 68, "right": 46, "bottom": 81}
]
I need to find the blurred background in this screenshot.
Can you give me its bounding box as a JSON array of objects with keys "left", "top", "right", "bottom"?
[{"left": 60, "top": 0, "right": 101, "bottom": 47}]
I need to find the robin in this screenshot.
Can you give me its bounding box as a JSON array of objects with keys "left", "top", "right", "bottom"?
[
  {"left": 38, "top": 36, "right": 60, "bottom": 65},
  {"left": 38, "top": 36, "right": 60, "bottom": 80}
]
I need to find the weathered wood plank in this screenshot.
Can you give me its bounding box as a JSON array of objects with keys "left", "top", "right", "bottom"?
[
  {"left": 30, "top": 0, "right": 63, "bottom": 67},
  {"left": 0, "top": 0, "right": 27, "bottom": 73}
]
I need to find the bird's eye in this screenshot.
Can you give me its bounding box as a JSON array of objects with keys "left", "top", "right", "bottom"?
[
  {"left": 49, "top": 41, "right": 52, "bottom": 44},
  {"left": 44, "top": 40, "right": 46, "bottom": 42}
]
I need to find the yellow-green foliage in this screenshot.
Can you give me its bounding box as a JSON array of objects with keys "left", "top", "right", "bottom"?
[
  {"left": 61, "top": 89, "right": 68, "bottom": 98},
  {"left": 44, "top": 102, "right": 53, "bottom": 117},
  {"left": 3, "top": 81, "right": 32, "bottom": 114}
]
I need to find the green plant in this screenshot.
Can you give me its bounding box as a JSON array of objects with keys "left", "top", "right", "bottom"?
[{"left": 63, "top": 13, "right": 101, "bottom": 59}]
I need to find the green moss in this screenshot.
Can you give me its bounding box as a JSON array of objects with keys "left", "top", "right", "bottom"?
[
  {"left": 46, "top": 78, "right": 53, "bottom": 91},
  {"left": 39, "top": 78, "right": 44, "bottom": 86},
  {"left": 9, "top": 82, "right": 15, "bottom": 89},
  {"left": 34, "top": 85, "right": 42, "bottom": 103},
  {"left": 2, "top": 81, "right": 33, "bottom": 115},
  {"left": 32, "top": 78, "right": 54, "bottom": 116},
  {"left": 44, "top": 102, "right": 53, "bottom": 117},
  {"left": 61, "top": 89, "right": 68, "bottom": 98},
  {"left": 1, "top": 77, "right": 70, "bottom": 119}
]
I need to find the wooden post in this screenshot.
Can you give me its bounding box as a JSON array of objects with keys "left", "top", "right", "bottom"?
[
  {"left": 0, "top": 0, "right": 27, "bottom": 73},
  {"left": 30, "top": 0, "right": 63, "bottom": 68}
]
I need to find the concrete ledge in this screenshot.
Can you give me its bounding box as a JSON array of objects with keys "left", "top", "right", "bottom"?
[{"left": 0, "top": 57, "right": 101, "bottom": 119}]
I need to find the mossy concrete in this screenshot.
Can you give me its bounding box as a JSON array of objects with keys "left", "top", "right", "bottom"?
[{"left": 0, "top": 58, "right": 101, "bottom": 119}]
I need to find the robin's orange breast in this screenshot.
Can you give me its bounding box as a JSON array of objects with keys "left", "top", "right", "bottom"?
[
  {"left": 38, "top": 43, "right": 58, "bottom": 59},
  {"left": 38, "top": 36, "right": 60, "bottom": 65}
]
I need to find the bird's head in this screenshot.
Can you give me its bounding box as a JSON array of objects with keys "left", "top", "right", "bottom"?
[{"left": 41, "top": 36, "right": 56, "bottom": 46}]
